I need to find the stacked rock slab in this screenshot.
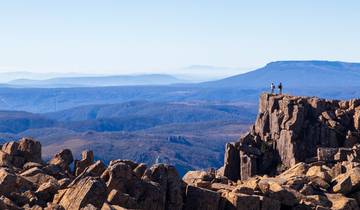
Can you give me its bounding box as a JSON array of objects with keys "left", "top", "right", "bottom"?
[{"left": 222, "top": 93, "right": 360, "bottom": 181}]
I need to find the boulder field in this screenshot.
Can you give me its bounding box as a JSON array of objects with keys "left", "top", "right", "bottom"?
[{"left": 2, "top": 93, "right": 360, "bottom": 209}]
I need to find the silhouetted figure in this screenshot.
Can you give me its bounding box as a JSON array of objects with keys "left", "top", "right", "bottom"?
[
  {"left": 278, "top": 82, "right": 283, "bottom": 95},
  {"left": 271, "top": 83, "right": 275, "bottom": 94}
]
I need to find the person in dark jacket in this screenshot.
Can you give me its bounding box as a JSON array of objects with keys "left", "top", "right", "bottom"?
[{"left": 278, "top": 82, "right": 283, "bottom": 95}]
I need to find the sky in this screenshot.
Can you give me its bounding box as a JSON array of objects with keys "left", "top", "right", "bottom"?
[{"left": 0, "top": 0, "right": 359, "bottom": 75}]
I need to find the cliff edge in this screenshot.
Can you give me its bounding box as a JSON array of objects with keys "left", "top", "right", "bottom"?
[
  {"left": 222, "top": 93, "right": 360, "bottom": 181},
  {"left": 183, "top": 93, "right": 360, "bottom": 209}
]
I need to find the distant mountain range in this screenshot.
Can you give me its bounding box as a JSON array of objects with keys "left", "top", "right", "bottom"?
[
  {"left": 3, "top": 61, "right": 360, "bottom": 89},
  {"left": 0, "top": 65, "right": 245, "bottom": 87},
  {"left": 0, "top": 60, "right": 360, "bottom": 112},
  {"left": 0, "top": 71, "right": 97, "bottom": 83},
  {"left": 201, "top": 60, "right": 360, "bottom": 88},
  {"left": 8, "top": 74, "right": 186, "bottom": 87}
]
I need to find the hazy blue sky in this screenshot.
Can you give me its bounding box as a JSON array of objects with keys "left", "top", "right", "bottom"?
[{"left": 0, "top": 0, "right": 359, "bottom": 74}]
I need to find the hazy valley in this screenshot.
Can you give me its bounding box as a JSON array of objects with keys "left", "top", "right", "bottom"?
[
  {"left": 1, "top": 61, "right": 360, "bottom": 175},
  {"left": 0, "top": 101, "right": 256, "bottom": 175}
]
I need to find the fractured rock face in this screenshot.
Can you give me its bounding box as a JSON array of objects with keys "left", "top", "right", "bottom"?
[
  {"left": 53, "top": 177, "right": 107, "bottom": 209},
  {"left": 223, "top": 93, "right": 360, "bottom": 181},
  {"left": 212, "top": 93, "right": 360, "bottom": 209}
]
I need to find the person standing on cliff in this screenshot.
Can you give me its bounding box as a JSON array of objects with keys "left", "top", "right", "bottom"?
[
  {"left": 271, "top": 83, "right": 275, "bottom": 94},
  {"left": 278, "top": 82, "right": 283, "bottom": 95}
]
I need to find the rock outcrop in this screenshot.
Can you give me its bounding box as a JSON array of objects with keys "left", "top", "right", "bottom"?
[
  {"left": 0, "top": 138, "right": 185, "bottom": 210},
  {"left": 222, "top": 93, "right": 360, "bottom": 181},
  {"left": 183, "top": 93, "right": 360, "bottom": 210}
]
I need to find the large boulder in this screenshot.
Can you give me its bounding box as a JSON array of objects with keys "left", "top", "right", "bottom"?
[
  {"left": 133, "top": 163, "right": 147, "bottom": 178},
  {"left": 0, "top": 138, "right": 42, "bottom": 168},
  {"left": 325, "top": 193, "right": 359, "bottom": 210},
  {"left": 258, "top": 178, "right": 300, "bottom": 207},
  {"left": 184, "top": 185, "right": 220, "bottom": 210},
  {"left": 107, "top": 189, "right": 139, "bottom": 209},
  {"left": 332, "top": 167, "right": 360, "bottom": 194},
  {"left": 0, "top": 168, "right": 34, "bottom": 196},
  {"left": 49, "top": 149, "right": 74, "bottom": 172},
  {"left": 0, "top": 168, "right": 18, "bottom": 196},
  {"left": 101, "top": 162, "right": 138, "bottom": 192},
  {"left": 183, "top": 170, "right": 214, "bottom": 188},
  {"left": 101, "top": 161, "right": 166, "bottom": 210},
  {"left": 21, "top": 167, "right": 57, "bottom": 187},
  {"left": 0, "top": 150, "right": 12, "bottom": 167},
  {"left": 17, "top": 138, "right": 42, "bottom": 164},
  {"left": 53, "top": 177, "right": 107, "bottom": 209},
  {"left": 75, "top": 150, "right": 94, "bottom": 176},
  {"left": 223, "top": 191, "right": 261, "bottom": 210},
  {"left": 142, "top": 164, "right": 183, "bottom": 210},
  {"left": 278, "top": 162, "right": 309, "bottom": 179},
  {"left": 35, "top": 180, "right": 60, "bottom": 202}
]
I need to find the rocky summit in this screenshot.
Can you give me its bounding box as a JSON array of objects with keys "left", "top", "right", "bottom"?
[{"left": 2, "top": 94, "right": 360, "bottom": 210}]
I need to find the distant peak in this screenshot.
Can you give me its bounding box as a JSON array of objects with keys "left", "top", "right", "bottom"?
[
  {"left": 263, "top": 60, "right": 360, "bottom": 71},
  {"left": 266, "top": 60, "right": 355, "bottom": 67}
]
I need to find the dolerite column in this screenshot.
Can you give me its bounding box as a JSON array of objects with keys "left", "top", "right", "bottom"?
[
  {"left": 240, "top": 151, "right": 257, "bottom": 180},
  {"left": 223, "top": 143, "right": 240, "bottom": 181}
]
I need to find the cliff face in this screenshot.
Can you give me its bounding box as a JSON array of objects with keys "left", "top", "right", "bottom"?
[
  {"left": 223, "top": 93, "right": 360, "bottom": 181},
  {"left": 184, "top": 93, "right": 360, "bottom": 210}
]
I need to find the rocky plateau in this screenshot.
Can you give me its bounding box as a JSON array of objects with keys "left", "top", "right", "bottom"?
[{"left": 2, "top": 93, "right": 360, "bottom": 209}]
